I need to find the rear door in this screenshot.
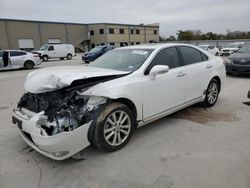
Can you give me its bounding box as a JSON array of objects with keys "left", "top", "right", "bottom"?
[
  {"left": 178, "top": 46, "right": 210, "bottom": 102},
  {"left": 9, "top": 51, "right": 27, "bottom": 67}
]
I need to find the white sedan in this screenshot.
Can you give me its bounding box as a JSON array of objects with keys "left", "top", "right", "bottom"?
[
  {"left": 198, "top": 45, "right": 220, "bottom": 56},
  {"left": 12, "top": 43, "right": 226, "bottom": 160},
  {"left": 0, "top": 50, "right": 41, "bottom": 70}
]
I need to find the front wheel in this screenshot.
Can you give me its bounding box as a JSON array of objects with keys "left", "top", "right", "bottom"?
[
  {"left": 92, "top": 102, "right": 135, "bottom": 152},
  {"left": 42, "top": 55, "right": 48, "bottom": 62},
  {"left": 201, "top": 79, "right": 220, "bottom": 107}
]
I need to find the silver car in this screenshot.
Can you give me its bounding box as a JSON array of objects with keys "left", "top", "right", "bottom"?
[{"left": 0, "top": 50, "right": 41, "bottom": 70}]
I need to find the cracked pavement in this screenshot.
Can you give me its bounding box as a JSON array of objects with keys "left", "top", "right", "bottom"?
[{"left": 0, "top": 55, "right": 250, "bottom": 188}]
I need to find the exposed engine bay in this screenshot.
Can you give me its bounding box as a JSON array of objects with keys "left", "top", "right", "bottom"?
[{"left": 17, "top": 89, "right": 107, "bottom": 136}]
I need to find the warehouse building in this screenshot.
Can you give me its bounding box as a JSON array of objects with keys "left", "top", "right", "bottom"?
[{"left": 0, "top": 19, "right": 159, "bottom": 51}]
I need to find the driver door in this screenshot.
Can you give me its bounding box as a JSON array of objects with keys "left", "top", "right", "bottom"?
[
  {"left": 47, "top": 45, "right": 55, "bottom": 58},
  {"left": 142, "top": 47, "right": 186, "bottom": 120}
]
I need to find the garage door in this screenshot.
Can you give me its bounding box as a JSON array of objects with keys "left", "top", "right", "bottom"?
[{"left": 18, "top": 39, "right": 34, "bottom": 49}]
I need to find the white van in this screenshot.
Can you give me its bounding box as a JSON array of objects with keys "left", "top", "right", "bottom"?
[{"left": 34, "top": 44, "right": 76, "bottom": 61}]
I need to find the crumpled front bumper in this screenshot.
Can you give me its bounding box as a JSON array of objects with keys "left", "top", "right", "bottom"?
[{"left": 12, "top": 108, "right": 91, "bottom": 160}]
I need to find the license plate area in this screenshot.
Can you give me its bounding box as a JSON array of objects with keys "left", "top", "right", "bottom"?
[{"left": 12, "top": 116, "right": 23, "bottom": 130}]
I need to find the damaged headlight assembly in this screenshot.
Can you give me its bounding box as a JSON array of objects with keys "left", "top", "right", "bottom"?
[{"left": 17, "top": 90, "right": 108, "bottom": 137}]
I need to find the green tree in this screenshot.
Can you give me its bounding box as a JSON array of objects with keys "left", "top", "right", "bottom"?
[{"left": 177, "top": 30, "right": 194, "bottom": 41}]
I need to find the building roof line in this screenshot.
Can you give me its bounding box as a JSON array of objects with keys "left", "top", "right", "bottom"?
[{"left": 0, "top": 18, "right": 159, "bottom": 28}]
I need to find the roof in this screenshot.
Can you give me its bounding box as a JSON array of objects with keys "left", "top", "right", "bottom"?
[
  {"left": 120, "top": 43, "right": 197, "bottom": 50},
  {"left": 0, "top": 18, "right": 159, "bottom": 28}
]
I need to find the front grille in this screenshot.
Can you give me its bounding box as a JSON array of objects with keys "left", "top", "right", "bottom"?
[{"left": 233, "top": 60, "right": 250, "bottom": 65}]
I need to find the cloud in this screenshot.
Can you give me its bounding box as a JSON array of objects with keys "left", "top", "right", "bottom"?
[{"left": 0, "top": 0, "right": 250, "bottom": 36}]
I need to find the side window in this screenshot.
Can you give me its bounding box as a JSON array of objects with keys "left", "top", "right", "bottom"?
[
  {"left": 208, "top": 46, "right": 214, "bottom": 49},
  {"left": 48, "top": 46, "right": 54, "bottom": 51},
  {"left": 201, "top": 52, "right": 208, "bottom": 61},
  {"left": 0, "top": 51, "right": 3, "bottom": 57},
  {"left": 179, "top": 46, "right": 203, "bottom": 65},
  {"left": 145, "top": 47, "right": 181, "bottom": 75},
  {"left": 10, "top": 51, "right": 26, "bottom": 57}
]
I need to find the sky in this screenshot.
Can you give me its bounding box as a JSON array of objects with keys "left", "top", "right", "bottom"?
[{"left": 0, "top": 0, "right": 250, "bottom": 37}]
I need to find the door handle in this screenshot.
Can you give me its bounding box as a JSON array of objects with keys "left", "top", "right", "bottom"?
[
  {"left": 206, "top": 64, "right": 213, "bottom": 69},
  {"left": 177, "top": 72, "right": 186, "bottom": 77}
]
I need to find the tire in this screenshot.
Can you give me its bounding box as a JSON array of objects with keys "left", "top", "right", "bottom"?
[
  {"left": 42, "top": 55, "right": 48, "bottom": 62},
  {"left": 60, "top": 57, "right": 64, "bottom": 60},
  {"left": 66, "top": 54, "right": 72, "bottom": 60},
  {"left": 201, "top": 79, "right": 220, "bottom": 107},
  {"left": 24, "top": 60, "right": 34, "bottom": 69},
  {"left": 92, "top": 102, "right": 135, "bottom": 152}
]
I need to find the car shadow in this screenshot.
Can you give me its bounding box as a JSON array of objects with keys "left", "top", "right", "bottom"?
[{"left": 227, "top": 74, "right": 250, "bottom": 78}]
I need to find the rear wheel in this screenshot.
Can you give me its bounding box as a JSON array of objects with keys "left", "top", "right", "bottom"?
[
  {"left": 24, "top": 60, "right": 34, "bottom": 69},
  {"left": 92, "top": 102, "right": 135, "bottom": 152},
  {"left": 67, "top": 54, "right": 72, "bottom": 60},
  {"left": 201, "top": 79, "right": 220, "bottom": 107}
]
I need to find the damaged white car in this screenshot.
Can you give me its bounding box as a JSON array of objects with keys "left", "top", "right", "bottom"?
[{"left": 12, "top": 44, "right": 226, "bottom": 160}]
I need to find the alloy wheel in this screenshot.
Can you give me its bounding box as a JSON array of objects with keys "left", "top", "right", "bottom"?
[
  {"left": 207, "top": 82, "right": 218, "bottom": 104},
  {"left": 104, "top": 110, "right": 131, "bottom": 146}
]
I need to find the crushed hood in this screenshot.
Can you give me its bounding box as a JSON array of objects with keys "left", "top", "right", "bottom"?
[{"left": 24, "top": 66, "right": 128, "bottom": 93}]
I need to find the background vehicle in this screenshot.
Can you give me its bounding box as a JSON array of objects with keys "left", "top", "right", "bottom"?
[
  {"left": 13, "top": 44, "right": 225, "bottom": 160},
  {"left": 82, "top": 45, "right": 114, "bottom": 63},
  {"left": 225, "top": 44, "right": 250, "bottom": 74},
  {"left": 220, "top": 42, "right": 244, "bottom": 56},
  {"left": 0, "top": 50, "right": 41, "bottom": 70},
  {"left": 198, "top": 45, "right": 220, "bottom": 56},
  {"left": 33, "top": 44, "right": 75, "bottom": 62}
]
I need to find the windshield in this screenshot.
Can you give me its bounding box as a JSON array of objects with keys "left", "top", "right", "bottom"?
[
  {"left": 237, "top": 45, "right": 250, "bottom": 53},
  {"left": 89, "top": 49, "right": 153, "bottom": 72},
  {"left": 89, "top": 46, "right": 105, "bottom": 53},
  {"left": 40, "top": 44, "right": 49, "bottom": 51},
  {"left": 199, "top": 45, "right": 208, "bottom": 50}
]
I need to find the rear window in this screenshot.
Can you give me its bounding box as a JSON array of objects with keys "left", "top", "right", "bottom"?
[
  {"left": 179, "top": 46, "right": 206, "bottom": 65},
  {"left": 10, "top": 51, "right": 27, "bottom": 57}
]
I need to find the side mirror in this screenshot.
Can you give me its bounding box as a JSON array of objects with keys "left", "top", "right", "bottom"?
[{"left": 149, "top": 65, "right": 169, "bottom": 78}]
